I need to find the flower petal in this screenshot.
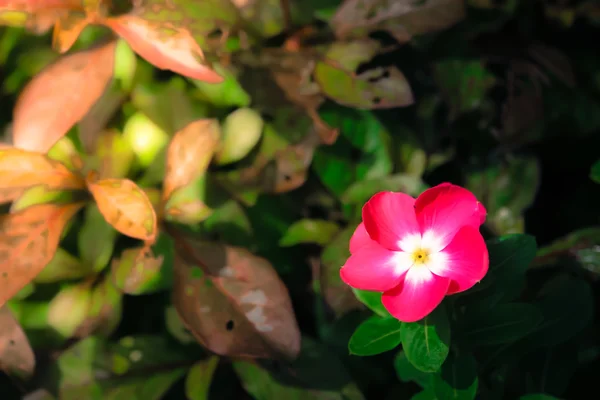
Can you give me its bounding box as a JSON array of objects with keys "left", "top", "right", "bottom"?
[
  {"left": 349, "top": 222, "right": 372, "bottom": 254},
  {"left": 428, "top": 226, "right": 489, "bottom": 294},
  {"left": 382, "top": 267, "right": 450, "bottom": 322},
  {"left": 340, "top": 242, "right": 413, "bottom": 292},
  {"left": 362, "top": 191, "right": 420, "bottom": 251},
  {"left": 415, "top": 183, "right": 484, "bottom": 251}
]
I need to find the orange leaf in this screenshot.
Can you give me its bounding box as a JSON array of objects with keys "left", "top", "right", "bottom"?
[
  {"left": 52, "top": 10, "right": 91, "bottom": 53},
  {"left": 103, "top": 14, "right": 223, "bottom": 83},
  {"left": 12, "top": 40, "right": 117, "bottom": 153},
  {"left": 0, "top": 148, "right": 85, "bottom": 204},
  {"left": 0, "top": 202, "right": 83, "bottom": 308},
  {"left": 0, "top": 306, "right": 35, "bottom": 380},
  {"left": 0, "top": 0, "right": 82, "bottom": 33},
  {"left": 87, "top": 177, "right": 157, "bottom": 241},
  {"left": 173, "top": 238, "right": 301, "bottom": 360},
  {"left": 163, "top": 119, "right": 220, "bottom": 202}
]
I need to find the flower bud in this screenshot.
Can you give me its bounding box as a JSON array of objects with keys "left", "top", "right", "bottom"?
[{"left": 214, "top": 108, "right": 264, "bottom": 165}]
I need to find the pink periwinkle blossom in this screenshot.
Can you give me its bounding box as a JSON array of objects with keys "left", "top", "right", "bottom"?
[{"left": 340, "top": 183, "right": 489, "bottom": 322}]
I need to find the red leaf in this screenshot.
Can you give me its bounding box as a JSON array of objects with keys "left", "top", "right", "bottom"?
[
  {"left": 0, "top": 306, "right": 35, "bottom": 380},
  {"left": 173, "top": 238, "right": 301, "bottom": 360},
  {"left": 0, "top": 202, "right": 84, "bottom": 308},
  {"left": 12, "top": 40, "right": 117, "bottom": 153},
  {"left": 104, "top": 14, "right": 223, "bottom": 83}
]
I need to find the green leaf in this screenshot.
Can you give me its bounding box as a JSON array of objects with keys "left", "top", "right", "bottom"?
[
  {"left": 461, "top": 303, "right": 543, "bottom": 346},
  {"left": 55, "top": 335, "right": 197, "bottom": 399},
  {"left": 525, "top": 276, "right": 594, "bottom": 348},
  {"left": 432, "top": 352, "right": 478, "bottom": 400},
  {"left": 519, "top": 395, "right": 562, "bottom": 400},
  {"left": 411, "top": 388, "right": 438, "bottom": 400},
  {"left": 279, "top": 219, "right": 341, "bottom": 247},
  {"left": 486, "top": 234, "right": 537, "bottom": 301},
  {"left": 314, "top": 40, "right": 413, "bottom": 109},
  {"left": 313, "top": 107, "right": 393, "bottom": 198},
  {"left": 341, "top": 174, "right": 428, "bottom": 206},
  {"left": 590, "top": 159, "right": 600, "bottom": 183},
  {"left": 185, "top": 356, "right": 220, "bottom": 400},
  {"left": 401, "top": 306, "right": 451, "bottom": 373},
  {"left": 351, "top": 288, "right": 390, "bottom": 318},
  {"left": 394, "top": 351, "right": 433, "bottom": 388},
  {"left": 433, "top": 59, "right": 495, "bottom": 118},
  {"left": 78, "top": 204, "right": 118, "bottom": 273},
  {"left": 348, "top": 316, "right": 403, "bottom": 356},
  {"left": 191, "top": 63, "right": 251, "bottom": 107}
]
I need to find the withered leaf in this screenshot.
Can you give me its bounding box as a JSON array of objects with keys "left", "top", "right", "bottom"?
[
  {"left": 163, "top": 119, "right": 220, "bottom": 202},
  {"left": 103, "top": 4, "right": 223, "bottom": 83},
  {"left": 0, "top": 305, "right": 35, "bottom": 380},
  {"left": 0, "top": 147, "right": 85, "bottom": 204},
  {"left": 0, "top": 202, "right": 84, "bottom": 308},
  {"left": 86, "top": 177, "right": 157, "bottom": 242},
  {"left": 13, "top": 40, "right": 117, "bottom": 153},
  {"left": 173, "top": 238, "right": 301, "bottom": 360},
  {"left": 331, "top": 0, "right": 466, "bottom": 43}
]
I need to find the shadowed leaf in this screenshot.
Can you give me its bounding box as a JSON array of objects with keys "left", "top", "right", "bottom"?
[
  {"left": 0, "top": 305, "right": 35, "bottom": 380},
  {"left": 0, "top": 147, "right": 84, "bottom": 204},
  {"left": 111, "top": 246, "right": 165, "bottom": 295},
  {"left": 163, "top": 119, "right": 220, "bottom": 202},
  {"left": 86, "top": 176, "right": 157, "bottom": 242},
  {"left": 331, "top": 0, "right": 466, "bottom": 42},
  {"left": 13, "top": 40, "right": 117, "bottom": 153},
  {"left": 173, "top": 237, "right": 301, "bottom": 360},
  {"left": 185, "top": 356, "right": 219, "bottom": 400},
  {"left": 0, "top": 202, "right": 83, "bottom": 308}
]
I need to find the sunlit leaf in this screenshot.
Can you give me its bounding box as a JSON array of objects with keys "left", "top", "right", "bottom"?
[
  {"left": 13, "top": 39, "right": 117, "bottom": 153},
  {"left": 47, "top": 281, "right": 93, "bottom": 338},
  {"left": 0, "top": 305, "right": 35, "bottom": 379},
  {"left": 52, "top": 10, "right": 90, "bottom": 53},
  {"left": 173, "top": 237, "right": 301, "bottom": 360},
  {"left": 0, "top": 202, "right": 83, "bottom": 308},
  {"left": 0, "top": 0, "right": 82, "bottom": 33},
  {"left": 86, "top": 176, "right": 157, "bottom": 241},
  {"left": 0, "top": 147, "right": 84, "bottom": 204},
  {"left": 331, "top": 0, "right": 466, "bottom": 42},
  {"left": 163, "top": 119, "right": 220, "bottom": 202},
  {"left": 103, "top": 5, "right": 223, "bottom": 83}
]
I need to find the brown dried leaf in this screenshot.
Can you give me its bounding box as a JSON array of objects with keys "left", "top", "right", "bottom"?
[
  {"left": 0, "top": 202, "right": 83, "bottom": 308},
  {"left": 13, "top": 40, "right": 117, "bottom": 153},
  {"left": 173, "top": 238, "right": 301, "bottom": 360},
  {"left": 86, "top": 176, "right": 157, "bottom": 241},
  {"left": 103, "top": 11, "right": 223, "bottom": 83},
  {"left": 163, "top": 119, "right": 220, "bottom": 202},
  {"left": 0, "top": 305, "right": 35, "bottom": 379},
  {"left": 331, "top": 0, "right": 465, "bottom": 42},
  {"left": 0, "top": 147, "right": 85, "bottom": 204}
]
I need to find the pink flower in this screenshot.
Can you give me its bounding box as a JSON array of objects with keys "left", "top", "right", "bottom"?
[{"left": 340, "top": 183, "right": 489, "bottom": 322}]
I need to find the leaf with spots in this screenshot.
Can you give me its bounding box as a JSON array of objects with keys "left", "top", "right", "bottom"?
[
  {"left": 0, "top": 202, "right": 83, "bottom": 308},
  {"left": 86, "top": 176, "right": 158, "bottom": 242},
  {"left": 330, "top": 0, "right": 466, "bottom": 42},
  {"left": 12, "top": 40, "right": 117, "bottom": 153},
  {"left": 101, "top": 0, "right": 235, "bottom": 83},
  {"left": 0, "top": 0, "right": 83, "bottom": 34},
  {"left": 110, "top": 246, "right": 167, "bottom": 295},
  {"left": 173, "top": 237, "right": 301, "bottom": 360},
  {"left": 314, "top": 39, "right": 413, "bottom": 109},
  {"left": 0, "top": 147, "right": 85, "bottom": 204},
  {"left": 0, "top": 305, "right": 35, "bottom": 380},
  {"left": 163, "top": 119, "right": 220, "bottom": 203}
]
